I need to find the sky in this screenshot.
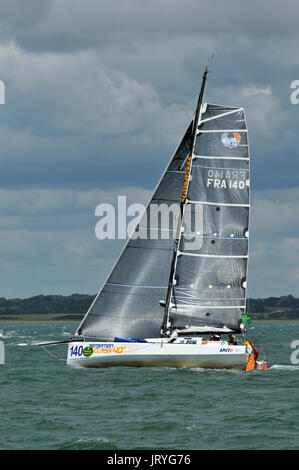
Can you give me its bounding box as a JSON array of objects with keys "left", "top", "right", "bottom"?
[{"left": 0, "top": 0, "right": 299, "bottom": 299}]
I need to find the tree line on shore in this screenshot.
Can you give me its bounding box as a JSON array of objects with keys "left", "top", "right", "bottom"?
[{"left": 0, "top": 294, "right": 299, "bottom": 320}]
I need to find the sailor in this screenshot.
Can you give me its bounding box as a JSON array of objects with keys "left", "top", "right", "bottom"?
[
  {"left": 228, "top": 334, "right": 237, "bottom": 345},
  {"left": 209, "top": 333, "right": 221, "bottom": 341}
]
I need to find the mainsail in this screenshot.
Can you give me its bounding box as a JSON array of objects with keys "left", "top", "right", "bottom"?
[
  {"left": 169, "top": 103, "right": 249, "bottom": 333},
  {"left": 76, "top": 72, "right": 250, "bottom": 340}
]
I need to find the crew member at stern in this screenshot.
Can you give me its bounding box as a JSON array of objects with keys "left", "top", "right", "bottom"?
[{"left": 228, "top": 334, "right": 237, "bottom": 345}]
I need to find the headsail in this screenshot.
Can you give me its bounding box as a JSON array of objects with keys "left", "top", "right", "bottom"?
[
  {"left": 76, "top": 121, "right": 193, "bottom": 340},
  {"left": 76, "top": 71, "right": 250, "bottom": 340}
]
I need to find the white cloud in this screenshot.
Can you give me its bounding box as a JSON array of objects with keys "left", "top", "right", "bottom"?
[
  {"left": 0, "top": 186, "right": 152, "bottom": 219},
  {"left": 0, "top": 41, "right": 196, "bottom": 147},
  {"left": 246, "top": 187, "right": 299, "bottom": 296},
  {"left": 241, "top": 85, "right": 272, "bottom": 97},
  {"left": 210, "top": 83, "right": 284, "bottom": 139}
]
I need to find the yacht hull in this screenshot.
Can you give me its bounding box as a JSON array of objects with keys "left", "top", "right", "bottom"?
[{"left": 67, "top": 340, "right": 251, "bottom": 369}]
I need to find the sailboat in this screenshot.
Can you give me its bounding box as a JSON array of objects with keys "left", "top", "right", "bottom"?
[{"left": 66, "top": 68, "right": 267, "bottom": 370}]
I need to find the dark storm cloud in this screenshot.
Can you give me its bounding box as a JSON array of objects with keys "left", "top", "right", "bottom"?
[
  {"left": 0, "top": 0, "right": 50, "bottom": 41},
  {"left": 2, "top": 0, "right": 299, "bottom": 53}
]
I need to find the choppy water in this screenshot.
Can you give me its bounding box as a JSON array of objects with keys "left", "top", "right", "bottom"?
[{"left": 0, "top": 321, "right": 298, "bottom": 450}]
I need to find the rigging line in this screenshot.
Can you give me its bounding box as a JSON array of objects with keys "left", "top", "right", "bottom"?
[{"left": 39, "top": 345, "right": 66, "bottom": 362}]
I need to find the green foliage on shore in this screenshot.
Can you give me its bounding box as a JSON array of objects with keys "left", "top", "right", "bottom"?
[
  {"left": 0, "top": 294, "right": 299, "bottom": 321},
  {"left": 0, "top": 294, "right": 94, "bottom": 320},
  {"left": 248, "top": 295, "right": 299, "bottom": 320}
]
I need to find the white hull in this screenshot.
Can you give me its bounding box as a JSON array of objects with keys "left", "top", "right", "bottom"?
[{"left": 67, "top": 339, "right": 251, "bottom": 369}]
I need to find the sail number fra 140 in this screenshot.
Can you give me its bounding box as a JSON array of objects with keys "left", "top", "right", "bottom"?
[{"left": 206, "top": 169, "right": 248, "bottom": 189}]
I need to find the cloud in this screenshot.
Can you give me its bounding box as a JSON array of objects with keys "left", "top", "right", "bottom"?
[
  {"left": 3, "top": 0, "right": 299, "bottom": 54},
  {"left": 1, "top": 184, "right": 299, "bottom": 300},
  {"left": 0, "top": 1, "right": 299, "bottom": 299},
  {"left": 0, "top": 185, "right": 151, "bottom": 298},
  {"left": 0, "top": 42, "right": 161, "bottom": 135},
  {"left": 246, "top": 188, "right": 299, "bottom": 297},
  {"left": 209, "top": 83, "right": 284, "bottom": 139},
  {"left": 0, "top": 42, "right": 195, "bottom": 133},
  {"left": 0, "top": 41, "right": 201, "bottom": 193},
  {"left": 252, "top": 188, "right": 299, "bottom": 236},
  {"left": 0, "top": 186, "right": 152, "bottom": 223}
]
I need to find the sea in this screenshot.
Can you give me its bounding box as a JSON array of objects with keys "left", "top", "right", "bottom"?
[{"left": 0, "top": 320, "right": 298, "bottom": 453}]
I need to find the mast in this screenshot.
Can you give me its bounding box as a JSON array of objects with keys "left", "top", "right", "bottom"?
[{"left": 161, "top": 67, "right": 209, "bottom": 336}]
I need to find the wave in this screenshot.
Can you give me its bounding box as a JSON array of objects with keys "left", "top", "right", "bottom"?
[
  {"left": 58, "top": 436, "right": 118, "bottom": 450},
  {"left": 269, "top": 364, "right": 299, "bottom": 370},
  {"left": 0, "top": 330, "right": 19, "bottom": 339}
]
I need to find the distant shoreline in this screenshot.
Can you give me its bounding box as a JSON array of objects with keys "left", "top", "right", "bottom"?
[
  {"left": 0, "top": 313, "right": 83, "bottom": 322},
  {"left": 0, "top": 315, "right": 299, "bottom": 323},
  {"left": 1, "top": 293, "right": 299, "bottom": 322}
]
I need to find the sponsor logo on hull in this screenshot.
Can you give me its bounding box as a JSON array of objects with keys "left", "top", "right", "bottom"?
[{"left": 69, "top": 343, "right": 127, "bottom": 358}]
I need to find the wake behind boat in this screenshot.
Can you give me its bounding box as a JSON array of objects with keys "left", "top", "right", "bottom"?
[{"left": 62, "top": 68, "right": 267, "bottom": 370}]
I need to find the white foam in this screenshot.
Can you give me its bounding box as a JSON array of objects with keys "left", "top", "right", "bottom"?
[{"left": 270, "top": 364, "right": 299, "bottom": 370}]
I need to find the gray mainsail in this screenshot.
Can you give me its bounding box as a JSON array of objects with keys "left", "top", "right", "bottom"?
[
  {"left": 76, "top": 77, "right": 250, "bottom": 340},
  {"left": 169, "top": 103, "right": 250, "bottom": 333}
]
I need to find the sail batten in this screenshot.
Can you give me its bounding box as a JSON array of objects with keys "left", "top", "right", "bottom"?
[
  {"left": 197, "top": 129, "right": 248, "bottom": 133},
  {"left": 178, "top": 252, "right": 248, "bottom": 259},
  {"left": 194, "top": 155, "right": 249, "bottom": 160},
  {"left": 187, "top": 200, "right": 250, "bottom": 207}
]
